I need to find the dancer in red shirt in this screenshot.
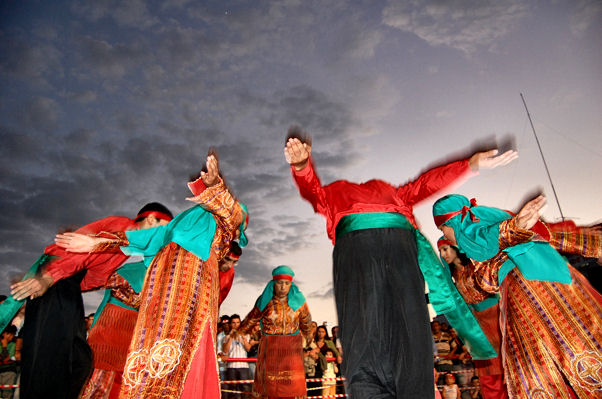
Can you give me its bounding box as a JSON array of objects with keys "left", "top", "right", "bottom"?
[{"left": 285, "top": 127, "right": 516, "bottom": 397}]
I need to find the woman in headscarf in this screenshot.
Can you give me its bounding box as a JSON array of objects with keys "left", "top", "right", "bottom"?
[
  {"left": 238, "top": 265, "right": 313, "bottom": 399},
  {"left": 437, "top": 237, "right": 506, "bottom": 399},
  {"left": 56, "top": 153, "right": 249, "bottom": 399},
  {"left": 433, "top": 194, "right": 602, "bottom": 399}
]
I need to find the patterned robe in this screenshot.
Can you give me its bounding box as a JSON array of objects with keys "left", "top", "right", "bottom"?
[
  {"left": 239, "top": 298, "right": 313, "bottom": 398},
  {"left": 462, "top": 218, "right": 602, "bottom": 399},
  {"left": 113, "top": 180, "right": 243, "bottom": 399}
]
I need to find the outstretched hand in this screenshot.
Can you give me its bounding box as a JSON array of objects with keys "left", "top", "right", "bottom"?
[
  {"left": 55, "top": 232, "right": 104, "bottom": 252},
  {"left": 201, "top": 154, "right": 219, "bottom": 187},
  {"left": 11, "top": 274, "right": 54, "bottom": 301},
  {"left": 284, "top": 138, "right": 311, "bottom": 171},
  {"left": 469, "top": 149, "right": 518, "bottom": 171},
  {"left": 516, "top": 195, "right": 546, "bottom": 230}
]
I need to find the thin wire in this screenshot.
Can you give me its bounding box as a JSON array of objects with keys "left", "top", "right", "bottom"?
[
  {"left": 520, "top": 93, "right": 565, "bottom": 221},
  {"left": 537, "top": 119, "right": 602, "bottom": 159}
]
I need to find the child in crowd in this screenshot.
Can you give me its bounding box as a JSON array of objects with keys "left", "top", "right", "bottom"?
[
  {"left": 322, "top": 349, "right": 338, "bottom": 397},
  {"left": 442, "top": 373, "right": 461, "bottom": 399},
  {"left": 462, "top": 376, "right": 482, "bottom": 399}
]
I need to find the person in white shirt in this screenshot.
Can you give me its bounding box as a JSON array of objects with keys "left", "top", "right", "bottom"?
[{"left": 222, "top": 314, "right": 251, "bottom": 398}]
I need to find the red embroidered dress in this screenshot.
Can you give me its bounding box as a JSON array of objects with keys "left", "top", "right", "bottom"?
[
  {"left": 459, "top": 218, "right": 602, "bottom": 399},
  {"left": 122, "top": 179, "right": 243, "bottom": 399},
  {"left": 239, "top": 298, "right": 313, "bottom": 398},
  {"left": 91, "top": 179, "right": 244, "bottom": 399}
]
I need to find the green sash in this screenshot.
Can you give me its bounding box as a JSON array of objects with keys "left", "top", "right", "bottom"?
[{"left": 336, "top": 213, "right": 497, "bottom": 359}]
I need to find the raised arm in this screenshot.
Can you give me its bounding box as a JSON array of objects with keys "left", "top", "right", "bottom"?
[
  {"left": 548, "top": 228, "right": 602, "bottom": 260},
  {"left": 285, "top": 138, "right": 332, "bottom": 221},
  {"left": 497, "top": 196, "right": 546, "bottom": 251},
  {"left": 54, "top": 231, "right": 127, "bottom": 253},
  {"left": 11, "top": 218, "right": 132, "bottom": 300},
  {"left": 186, "top": 154, "right": 244, "bottom": 238},
  {"left": 398, "top": 149, "right": 517, "bottom": 206}
]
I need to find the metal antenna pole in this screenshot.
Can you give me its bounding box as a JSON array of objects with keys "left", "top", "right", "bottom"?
[{"left": 520, "top": 93, "right": 565, "bottom": 221}]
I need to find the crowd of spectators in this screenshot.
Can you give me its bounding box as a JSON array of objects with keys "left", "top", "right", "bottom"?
[
  {"left": 216, "top": 315, "right": 347, "bottom": 397},
  {"left": 432, "top": 318, "right": 482, "bottom": 399},
  {"left": 3, "top": 292, "right": 482, "bottom": 399},
  {"left": 0, "top": 296, "right": 20, "bottom": 399}
]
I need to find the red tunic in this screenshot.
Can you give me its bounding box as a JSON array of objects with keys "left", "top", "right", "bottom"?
[
  {"left": 291, "top": 157, "right": 475, "bottom": 243},
  {"left": 44, "top": 216, "right": 136, "bottom": 291},
  {"left": 219, "top": 268, "right": 235, "bottom": 305}
]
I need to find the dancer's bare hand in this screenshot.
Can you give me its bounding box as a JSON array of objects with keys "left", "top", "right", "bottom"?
[
  {"left": 55, "top": 232, "right": 103, "bottom": 252},
  {"left": 10, "top": 274, "right": 54, "bottom": 300},
  {"left": 469, "top": 149, "right": 518, "bottom": 171},
  {"left": 516, "top": 195, "right": 546, "bottom": 230},
  {"left": 201, "top": 155, "right": 219, "bottom": 187},
  {"left": 284, "top": 138, "right": 311, "bottom": 171}
]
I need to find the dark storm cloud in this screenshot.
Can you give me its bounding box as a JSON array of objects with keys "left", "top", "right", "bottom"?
[
  {"left": 16, "top": 97, "right": 61, "bottom": 133},
  {"left": 71, "top": 0, "right": 158, "bottom": 29},
  {"left": 260, "top": 85, "right": 355, "bottom": 140},
  {"left": 0, "top": 126, "right": 45, "bottom": 161},
  {"left": 0, "top": 0, "right": 367, "bottom": 304},
  {"left": 78, "top": 36, "right": 151, "bottom": 78},
  {"left": 0, "top": 33, "right": 63, "bottom": 83}
]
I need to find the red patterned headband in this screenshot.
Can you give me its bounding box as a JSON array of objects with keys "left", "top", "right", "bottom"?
[
  {"left": 136, "top": 210, "right": 173, "bottom": 222},
  {"left": 434, "top": 198, "right": 480, "bottom": 227},
  {"left": 437, "top": 238, "right": 454, "bottom": 248},
  {"left": 272, "top": 274, "right": 293, "bottom": 281}
]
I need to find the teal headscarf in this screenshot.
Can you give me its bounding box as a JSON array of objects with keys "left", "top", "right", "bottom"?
[
  {"left": 433, "top": 195, "right": 512, "bottom": 261},
  {"left": 255, "top": 265, "right": 306, "bottom": 311},
  {"left": 433, "top": 194, "right": 571, "bottom": 285},
  {"left": 122, "top": 205, "right": 217, "bottom": 265}
]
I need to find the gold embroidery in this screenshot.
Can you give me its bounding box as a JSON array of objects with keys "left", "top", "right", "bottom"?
[
  {"left": 528, "top": 387, "right": 553, "bottom": 399},
  {"left": 148, "top": 339, "right": 183, "bottom": 378},
  {"left": 123, "top": 350, "right": 149, "bottom": 387},
  {"left": 571, "top": 350, "right": 602, "bottom": 391}
]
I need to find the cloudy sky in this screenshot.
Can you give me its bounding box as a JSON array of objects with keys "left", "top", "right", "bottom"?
[{"left": 1, "top": 0, "right": 600, "bottom": 324}]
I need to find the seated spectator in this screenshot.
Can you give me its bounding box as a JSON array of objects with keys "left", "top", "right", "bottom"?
[
  {"left": 461, "top": 376, "right": 482, "bottom": 399},
  {"left": 432, "top": 321, "right": 453, "bottom": 385},
  {"left": 0, "top": 325, "right": 18, "bottom": 399},
  {"left": 441, "top": 373, "right": 461, "bottom": 399}
]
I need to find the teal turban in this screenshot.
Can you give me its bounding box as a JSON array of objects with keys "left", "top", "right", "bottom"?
[{"left": 255, "top": 265, "right": 306, "bottom": 311}]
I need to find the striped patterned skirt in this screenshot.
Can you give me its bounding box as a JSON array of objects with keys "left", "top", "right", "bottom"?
[
  {"left": 119, "top": 242, "right": 221, "bottom": 399},
  {"left": 500, "top": 265, "right": 602, "bottom": 399}
]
